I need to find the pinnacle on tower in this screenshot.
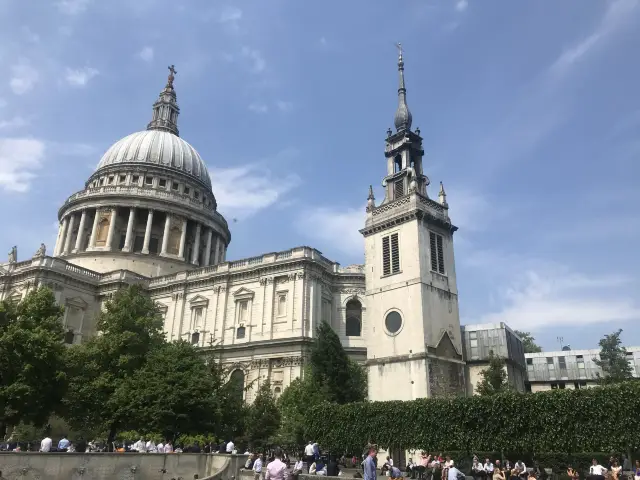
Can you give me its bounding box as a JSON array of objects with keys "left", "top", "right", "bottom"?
[
  {"left": 438, "top": 181, "right": 448, "bottom": 208},
  {"left": 147, "top": 65, "right": 180, "bottom": 136},
  {"left": 366, "top": 185, "right": 376, "bottom": 212},
  {"left": 393, "top": 43, "right": 412, "bottom": 132}
]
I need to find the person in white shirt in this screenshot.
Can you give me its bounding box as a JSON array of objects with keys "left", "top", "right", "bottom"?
[
  {"left": 132, "top": 438, "right": 146, "bottom": 453},
  {"left": 484, "top": 460, "right": 494, "bottom": 476},
  {"left": 146, "top": 440, "right": 157, "bottom": 453},
  {"left": 304, "top": 442, "right": 315, "bottom": 472},
  {"left": 293, "top": 459, "right": 304, "bottom": 475},
  {"left": 40, "top": 436, "right": 52, "bottom": 452},
  {"left": 589, "top": 460, "right": 607, "bottom": 480},
  {"left": 253, "top": 454, "right": 264, "bottom": 480},
  {"left": 226, "top": 440, "right": 235, "bottom": 453},
  {"left": 157, "top": 442, "right": 164, "bottom": 453},
  {"left": 164, "top": 441, "right": 173, "bottom": 453}
]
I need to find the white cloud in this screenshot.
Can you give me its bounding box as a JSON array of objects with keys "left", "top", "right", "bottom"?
[
  {"left": 56, "top": 0, "right": 91, "bottom": 15},
  {"left": 210, "top": 163, "right": 300, "bottom": 219},
  {"left": 0, "top": 117, "right": 29, "bottom": 130},
  {"left": 241, "top": 47, "right": 266, "bottom": 73},
  {"left": 550, "top": 0, "right": 638, "bottom": 77},
  {"left": 218, "top": 6, "right": 242, "bottom": 24},
  {"left": 10, "top": 63, "right": 39, "bottom": 95},
  {"left": 0, "top": 138, "right": 46, "bottom": 192},
  {"left": 276, "top": 101, "right": 293, "bottom": 112},
  {"left": 138, "top": 46, "right": 154, "bottom": 62},
  {"left": 477, "top": 269, "right": 640, "bottom": 330},
  {"left": 455, "top": 0, "right": 468, "bottom": 12},
  {"left": 295, "top": 206, "right": 365, "bottom": 258},
  {"left": 248, "top": 103, "right": 268, "bottom": 114},
  {"left": 65, "top": 67, "right": 99, "bottom": 87}
]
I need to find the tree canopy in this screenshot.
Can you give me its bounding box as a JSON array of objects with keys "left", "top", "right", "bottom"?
[
  {"left": 245, "top": 381, "right": 280, "bottom": 449},
  {"left": 310, "top": 321, "right": 367, "bottom": 404},
  {"left": 476, "top": 351, "right": 510, "bottom": 396},
  {"left": 594, "top": 329, "right": 634, "bottom": 385},
  {"left": 61, "top": 285, "right": 165, "bottom": 444},
  {"left": 111, "top": 340, "right": 217, "bottom": 440},
  {"left": 514, "top": 330, "right": 542, "bottom": 354},
  {"left": 0, "top": 287, "right": 66, "bottom": 434}
]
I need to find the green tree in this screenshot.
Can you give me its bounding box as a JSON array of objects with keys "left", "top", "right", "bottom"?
[
  {"left": 476, "top": 351, "right": 510, "bottom": 395},
  {"left": 310, "top": 321, "right": 366, "bottom": 404},
  {"left": 111, "top": 340, "right": 217, "bottom": 440},
  {"left": 594, "top": 329, "right": 634, "bottom": 385},
  {"left": 61, "top": 285, "right": 165, "bottom": 446},
  {"left": 275, "top": 367, "right": 329, "bottom": 448},
  {"left": 0, "top": 287, "right": 66, "bottom": 437},
  {"left": 514, "top": 330, "right": 542, "bottom": 353},
  {"left": 245, "top": 381, "right": 281, "bottom": 449}
]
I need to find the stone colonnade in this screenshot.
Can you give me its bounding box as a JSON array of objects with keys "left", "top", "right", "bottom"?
[{"left": 54, "top": 206, "right": 225, "bottom": 266}]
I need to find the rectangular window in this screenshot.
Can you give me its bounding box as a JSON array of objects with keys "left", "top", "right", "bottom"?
[
  {"left": 145, "top": 176, "right": 153, "bottom": 185},
  {"left": 194, "top": 190, "right": 199, "bottom": 199},
  {"left": 148, "top": 237, "right": 159, "bottom": 254},
  {"left": 172, "top": 181, "right": 179, "bottom": 190},
  {"left": 469, "top": 331, "right": 478, "bottom": 359},
  {"left": 429, "top": 232, "right": 445, "bottom": 274},
  {"left": 108, "top": 176, "right": 114, "bottom": 184},
  {"left": 159, "top": 179, "right": 167, "bottom": 188},
  {"left": 394, "top": 180, "right": 404, "bottom": 199},
  {"left": 381, "top": 233, "right": 400, "bottom": 276},
  {"left": 184, "top": 186, "right": 190, "bottom": 195},
  {"left": 100, "top": 178, "right": 105, "bottom": 185},
  {"left": 526, "top": 358, "right": 533, "bottom": 365},
  {"left": 119, "top": 175, "right": 126, "bottom": 184},
  {"left": 277, "top": 293, "right": 287, "bottom": 317},
  {"left": 239, "top": 300, "right": 249, "bottom": 323},
  {"left": 192, "top": 307, "right": 203, "bottom": 330},
  {"left": 558, "top": 356, "right": 567, "bottom": 370},
  {"left": 132, "top": 175, "right": 139, "bottom": 184}
]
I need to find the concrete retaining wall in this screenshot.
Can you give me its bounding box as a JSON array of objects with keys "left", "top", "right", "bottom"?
[{"left": 0, "top": 452, "right": 249, "bottom": 480}]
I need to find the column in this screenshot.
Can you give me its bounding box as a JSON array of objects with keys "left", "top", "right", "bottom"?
[
  {"left": 88, "top": 209, "right": 100, "bottom": 249},
  {"left": 56, "top": 216, "right": 70, "bottom": 256},
  {"left": 191, "top": 222, "right": 202, "bottom": 265},
  {"left": 105, "top": 207, "right": 117, "bottom": 251},
  {"left": 54, "top": 220, "right": 65, "bottom": 256},
  {"left": 213, "top": 236, "right": 221, "bottom": 264},
  {"left": 63, "top": 214, "right": 76, "bottom": 254},
  {"left": 178, "top": 218, "right": 188, "bottom": 259},
  {"left": 73, "top": 210, "right": 88, "bottom": 253},
  {"left": 122, "top": 207, "right": 136, "bottom": 252},
  {"left": 161, "top": 213, "right": 171, "bottom": 255},
  {"left": 142, "top": 209, "right": 154, "bottom": 254},
  {"left": 203, "top": 229, "right": 213, "bottom": 266}
]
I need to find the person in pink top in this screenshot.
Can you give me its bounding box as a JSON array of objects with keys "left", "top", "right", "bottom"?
[{"left": 265, "top": 448, "right": 289, "bottom": 480}]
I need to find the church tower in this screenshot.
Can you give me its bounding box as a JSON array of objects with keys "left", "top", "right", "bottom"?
[{"left": 361, "top": 46, "right": 465, "bottom": 401}]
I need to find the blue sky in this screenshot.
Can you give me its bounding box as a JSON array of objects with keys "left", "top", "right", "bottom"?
[{"left": 1, "top": 0, "right": 639, "bottom": 351}]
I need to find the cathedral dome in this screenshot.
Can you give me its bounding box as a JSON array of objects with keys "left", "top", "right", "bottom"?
[{"left": 96, "top": 130, "right": 212, "bottom": 190}]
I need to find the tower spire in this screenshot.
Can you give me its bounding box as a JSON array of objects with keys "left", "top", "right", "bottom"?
[
  {"left": 147, "top": 65, "right": 180, "bottom": 136},
  {"left": 393, "top": 43, "right": 412, "bottom": 132},
  {"left": 438, "top": 181, "right": 448, "bottom": 208}
]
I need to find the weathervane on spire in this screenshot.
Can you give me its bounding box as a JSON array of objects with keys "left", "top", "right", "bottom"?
[
  {"left": 395, "top": 42, "right": 403, "bottom": 60},
  {"left": 167, "top": 65, "right": 177, "bottom": 87}
]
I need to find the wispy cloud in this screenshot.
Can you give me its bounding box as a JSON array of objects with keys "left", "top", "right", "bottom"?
[
  {"left": 248, "top": 103, "right": 268, "bottom": 114},
  {"left": 276, "top": 101, "right": 293, "bottom": 113},
  {"left": 549, "top": 0, "right": 638, "bottom": 77},
  {"left": 218, "top": 6, "right": 242, "bottom": 25},
  {"left": 455, "top": 0, "right": 468, "bottom": 12},
  {"left": 241, "top": 47, "right": 266, "bottom": 73},
  {"left": 65, "top": 67, "right": 99, "bottom": 87},
  {"left": 210, "top": 157, "right": 300, "bottom": 219},
  {"left": 137, "top": 46, "right": 154, "bottom": 63},
  {"left": 56, "top": 0, "right": 91, "bottom": 15},
  {"left": 0, "top": 138, "right": 46, "bottom": 192},
  {"left": 10, "top": 63, "right": 39, "bottom": 95},
  {"left": 0, "top": 116, "right": 29, "bottom": 130},
  {"left": 477, "top": 269, "right": 640, "bottom": 330},
  {"left": 295, "top": 206, "right": 365, "bottom": 259}
]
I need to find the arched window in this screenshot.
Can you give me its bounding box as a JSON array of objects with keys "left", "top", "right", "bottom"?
[
  {"left": 236, "top": 326, "right": 246, "bottom": 339},
  {"left": 274, "top": 386, "right": 282, "bottom": 398},
  {"left": 345, "top": 299, "right": 362, "bottom": 337},
  {"left": 394, "top": 154, "right": 402, "bottom": 173},
  {"left": 64, "top": 330, "right": 75, "bottom": 345},
  {"left": 229, "top": 369, "right": 245, "bottom": 401},
  {"left": 191, "top": 331, "right": 200, "bottom": 345}
]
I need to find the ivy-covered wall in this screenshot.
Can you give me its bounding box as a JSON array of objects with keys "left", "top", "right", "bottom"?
[{"left": 305, "top": 381, "right": 640, "bottom": 454}]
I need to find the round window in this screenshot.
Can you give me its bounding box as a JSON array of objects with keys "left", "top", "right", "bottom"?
[{"left": 385, "top": 311, "right": 403, "bottom": 334}]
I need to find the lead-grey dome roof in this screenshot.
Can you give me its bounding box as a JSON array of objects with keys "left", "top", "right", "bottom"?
[{"left": 95, "top": 130, "right": 212, "bottom": 190}]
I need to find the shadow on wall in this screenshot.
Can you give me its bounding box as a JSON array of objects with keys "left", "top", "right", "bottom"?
[{"left": 0, "top": 453, "right": 249, "bottom": 480}]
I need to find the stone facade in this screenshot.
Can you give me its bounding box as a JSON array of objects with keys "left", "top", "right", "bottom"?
[{"left": 0, "top": 60, "right": 526, "bottom": 404}]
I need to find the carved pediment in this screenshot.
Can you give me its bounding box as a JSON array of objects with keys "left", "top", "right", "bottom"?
[
  {"left": 430, "top": 330, "right": 462, "bottom": 360},
  {"left": 188, "top": 294, "right": 209, "bottom": 308},
  {"left": 65, "top": 296, "right": 89, "bottom": 309},
  {"left": 233, "top": 287, "right": 255, "bottom": 301}
]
